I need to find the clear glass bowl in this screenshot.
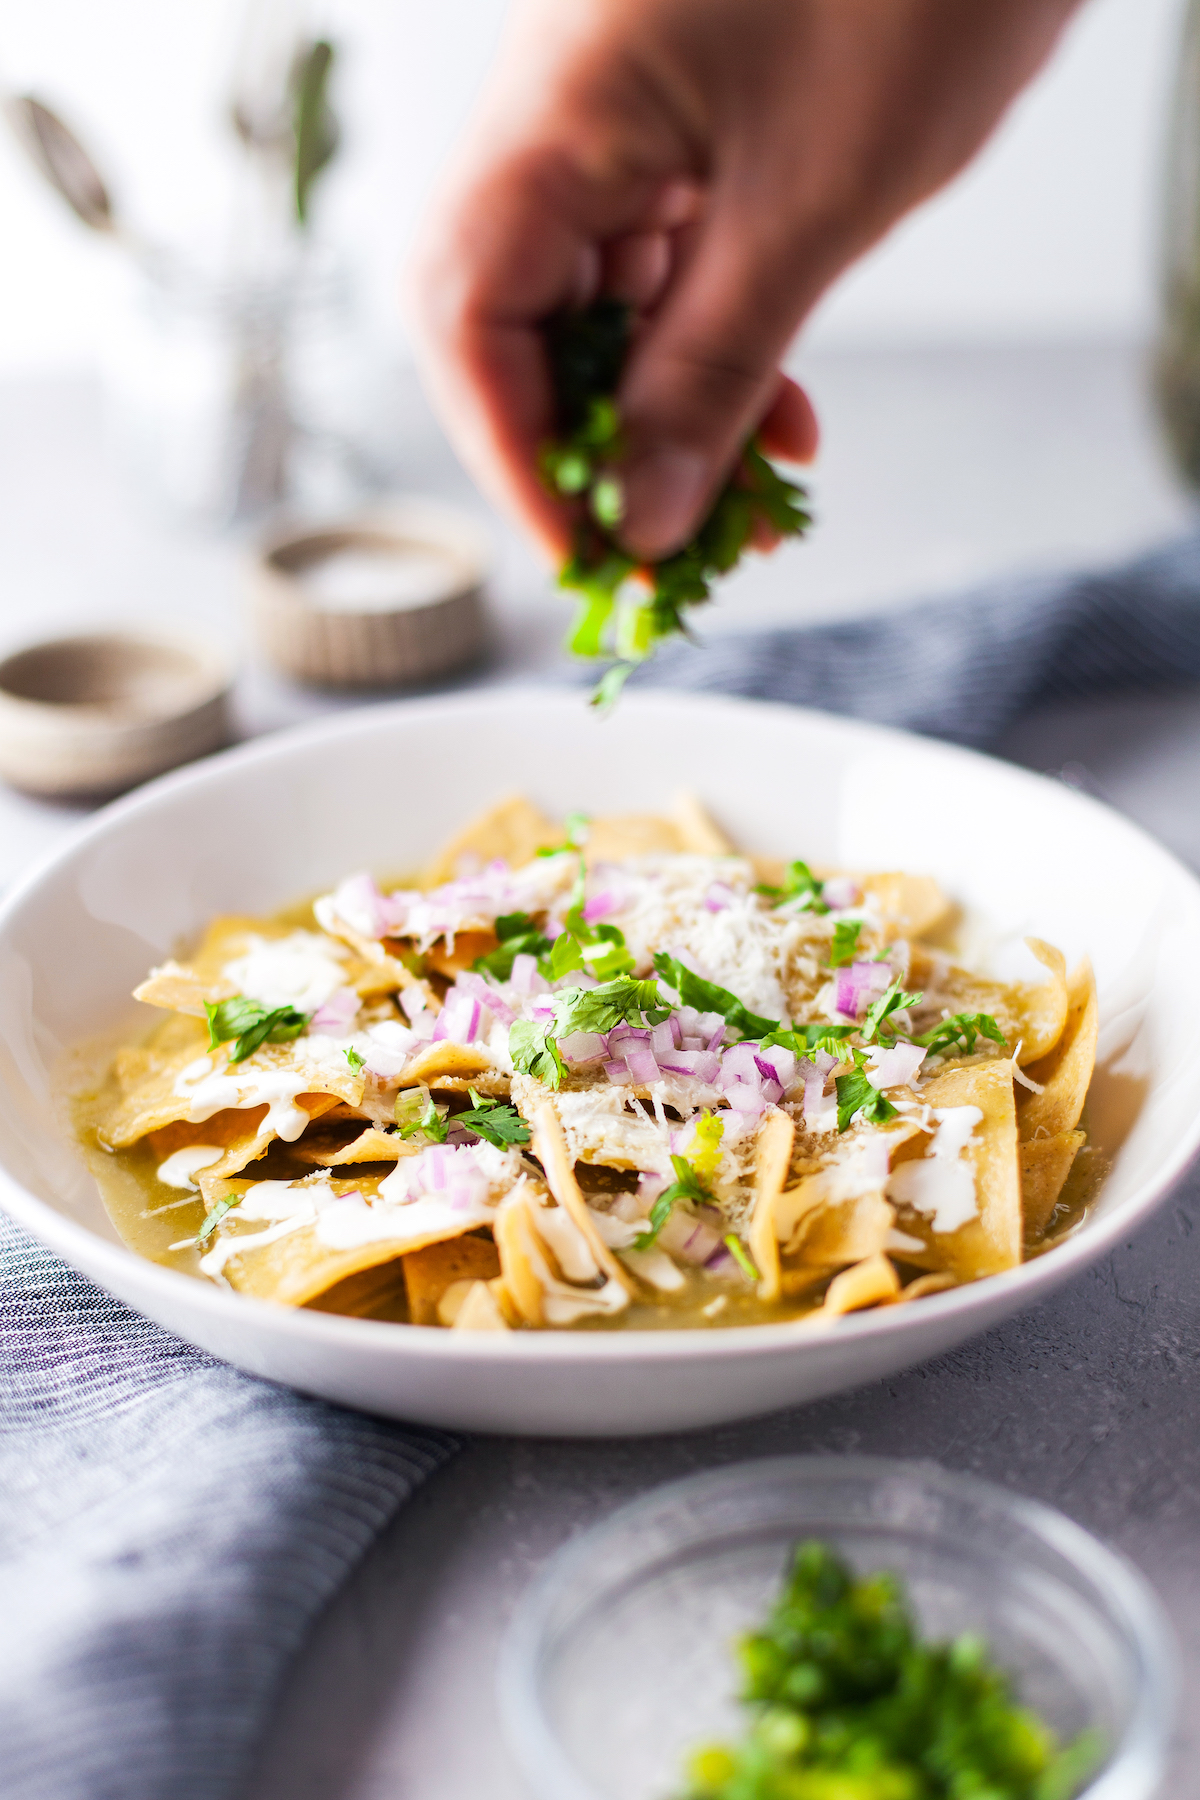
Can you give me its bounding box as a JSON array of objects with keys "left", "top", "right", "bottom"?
[{"left": 500, "top": 1456, "right": 1175, "bottom": 1800}]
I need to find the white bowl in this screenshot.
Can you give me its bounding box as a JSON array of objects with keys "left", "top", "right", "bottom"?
[{"left": 0, "top": 689, "right": 1196, "bottom": 1437}]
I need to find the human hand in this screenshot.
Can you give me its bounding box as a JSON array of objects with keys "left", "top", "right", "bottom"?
[{"left": 411, "top": 0, "right": 1081, "bottom": 562}]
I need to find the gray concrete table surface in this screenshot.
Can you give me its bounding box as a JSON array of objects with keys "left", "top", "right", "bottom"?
[{"left": 2, "top": 342, "right": 1199, "bottom": 1798}]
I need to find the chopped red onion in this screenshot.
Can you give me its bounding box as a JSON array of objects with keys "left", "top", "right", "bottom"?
[
  {"left": 669, "top": 1014, "right": 683, "bottom": 1048},
  {"left": 407, "top": 1010, "right": 436, "bottom": 1042},
  {"left": 309, "top": 986, "right": 361, "bottom": 1035},
  {"left": 756, "top": 1044, "right": 797, "bottom": 1091},
  {"left": 704, "top": 881, "right": 735, "bottom": 913},
  {"left": 724, "top": 1081, "right": 766, "bottom": 1115},
  {"left": 624, "top": 1046, "right": 660, "bottom": 1085},
  {"left": 604, "top": 1059, "right": 634, "bottom": 1085},
  {"left": 609, "top": 1023, "right": 651, "bottom": 1042},
  {"left": 706, "top": 1025, "right": 726, "bottom": 1052},
  {"left": 821, "top": 877, "right": 861, "bottom": 910},
  {"left": 650, "top": 1020, "right": 675, "bottom": 1058},
  {"left": 658, "top": 1210, "right": 723, "bottom": 1263},
  {"left": 658, "top": 1049, "right": 721, "bottom": 1083},
  {"left": 582, "top": 891, "right": 616, "bottom": 923},
  {"left": 362, "top": 1020, "right": 418, "bottom": 1078},
  {"left": 721, "top": 1044, "right": 761, "bottom": 1084},
  {"left": 456, "top": 970, "right": 515, "bottom": 1026},
  {"left": 560, "top": 1030, "right": 608, "bottom": 1065},
  {"left": 433, "top": 988, "right": 483, "bottom": 1045},
  {"left": 834, "top": 960, "right": 892, "bottom": 1019},
  {"left": 865, "top": 1042, "right": 926, "bottom": 1090}
]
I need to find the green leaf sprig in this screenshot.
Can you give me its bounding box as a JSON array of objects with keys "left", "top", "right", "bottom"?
[
  {"left": 916, "top": 1010, "right": 1008, "bottom": 1058},
  {"left": 394, "top": 1089, "right": 449, "bottom": 1143},
  {"left": 472, "top": 912, "right": 554, "bottom": 982},
  {"left": 834, "top": 1065, "right": 899, "bottom": 1134},
  {"left": 453, "top": 1090, "right": 532, "bottom": 1149},
  {"left": 509, "top": 1019, "right": 567, "bottom": 1088},
  {"left": 652, "top": 952, "right": 777, "bottom": 1042},
  {"left": 542, "top": 299, "right": 812, "bottom": 706},
  {"left": 195, "top": 1193, "right": 240, "bottom": 1247},
  {"left": 205, "top": 995, "right": 308, "bottom": 1064},
  {"left": 756, "top": 860, "right": 828, "bottom": 912},
  {"left": 634, "top": 1152, "right": 713, "bottom": 1251},
  {"left": 827, "top": 920, "right": 863, "bottom": 969},
  {"left": 861, "top": 980, "right": 924, "bottom": 1045}
]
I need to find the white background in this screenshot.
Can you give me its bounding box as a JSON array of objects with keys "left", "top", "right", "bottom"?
[{"left": 0, "top": 0, "right": 1187, "bottom": 376}]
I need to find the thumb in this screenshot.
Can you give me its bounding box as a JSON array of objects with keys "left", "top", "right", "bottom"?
[{"left": 616, "top": 196, "right": 822, "bottom": 559}]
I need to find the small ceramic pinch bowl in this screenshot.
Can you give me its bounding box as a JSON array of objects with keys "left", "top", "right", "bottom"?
[
  {"left": 500, "top": 1456, "right": 1176, "bottom": 1800},
  {"left": 0, "top": 630, "right": 232, "bottom": 799},
  {"left": 250, "top": 496, "right": 490, "bottom": 688}
]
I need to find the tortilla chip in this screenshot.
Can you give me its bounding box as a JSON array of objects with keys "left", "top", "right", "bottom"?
[
  {"left": 529, "top": 1101, "right": 634, "bottom": 1292},
  {"left": 99, "top": 1021, "right": 364, "bottom": 1152},
  {"left": 804, "top": 1254, "right": 900, "bottom": 1322},
  {"left": 779, "top": 1189, "right": 896, "bottom": 1297},
  {"left": 894, "top": 1059, "right": 1021, "bottom": 1280},
  {"left": 672, "top": 793, "right": 734, "bottom": 855},
  {"left": 398, "top": 1042, "right": 496, "bottom": 1088},
  {"left": 859, "top": 873, "right": 952, "bottom": 940},
  {"left": 403, "top": 1234, "right": 502, "bottom": 1324},
  {"left": 425, "top": 931, "right": 497, "bottom": 978},
  {"left": 309, "top": 1126, "right": 409, "bottom": 1165},
  {"left": 1012, "top": 939, "right": 1069, "bottom": 1063},
  {"left": 305, "top": 1259, "right": 411, "bottom": 1319},
  {"left": 886, "top": 1271, "right": 958, "bottom": 1305},
  {"left": 749, "top": 1110, "right": 796, "bottom": 1303},
  {"left": 1021, "top": 1129, "right": 1085, "bottom": 1238},
  {"left": 133, "top": 916, "right": 381, "bottom": 1018},
  {"left": 1018, "top": 959, "right": 1098, "bottom": 1141},
  {"left": 586, "top": 814, "right": 685, "bottom": 862},
  {"left": 422, "top": 794, "right": 562, "bottom": 885},
  {"left": 448, "top": 1279, "right": 510, "bottom": 1330},
  {"left": 494, "top": 1191, "right": 546, "bottom": 1324}
]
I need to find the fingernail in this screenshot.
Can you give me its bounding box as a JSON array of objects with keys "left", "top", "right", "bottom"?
[{"left": 620, "top": 446, "right": 710, "bottom": 559}]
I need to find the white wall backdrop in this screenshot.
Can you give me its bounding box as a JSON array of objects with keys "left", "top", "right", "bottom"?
[{"left": 0, "top": 0, "right": 1186, "bottom": 377}]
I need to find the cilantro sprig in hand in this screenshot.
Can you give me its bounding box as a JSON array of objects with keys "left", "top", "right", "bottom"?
[{"left": 543, "top": 299, "right": 812, "bottom": 707}]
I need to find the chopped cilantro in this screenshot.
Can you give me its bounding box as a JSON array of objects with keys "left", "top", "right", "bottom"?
[
  {"left": 681, "top": 1539, "right": 1101, "bottom": 1800},
  {"left": 472, "top": 912, "right": 553, "bottom": 981},
  {"left": 916, "top": 1010, "right": 1007, "bottom": 1058},
  {"left": 535, "top": 811, "right": 591, "bottom": 857},
  {"left": 546, "top": 922, "right": 635, "bottom": 983},
  {"left": 204, "top": 995, "right": 308, "bottom": 1064},
  {"left": 542, "top": 300, "right": 812, "bottom": 702},
  {"left": 756, "top": 860, "right": 828, "bottom": 913},
  {"left": 553, "top": 976, "right": 670, "bottom": 1038},
  {"left": 395, "top": 1090, "right": 448, "bottom": 1142},
  {"left": 509, "top": 1019, "right": 567, "bottom": 1088},
  {"left": 827, "top": 920, "right": 863, "bottom": 969},
  {"left": 861, "top": 980, "right": 924, "bottom": 1045},
  {"left": 761, "top": 1024, "right": 856, "bottom": 1062},
  {"left": 453, "top": 1090, "right": 532, "bottom": 1148},
  {"left": 195, "top": 1193, "right": 239, "bottom": 1246},
  {"left": 652, "top": 952, "right": 777, "bottom": 1042},
  {"left": 834, "top": 1067, "right": 899, "bottom": 1133},
  {"left": 344, "top": 1045, "right": 365, "bottom": 1073},
  {"left": 723, "top": 1234, "right": 759, "bottom": 1282},
  {"left": 634, "top": 1152, "right": 712, "bottom": 1251}
]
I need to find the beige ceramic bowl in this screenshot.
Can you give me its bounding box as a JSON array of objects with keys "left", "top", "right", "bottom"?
[
  {"left": 250, "top": 497, "right": 490, "bottom": 688},
  {"left": 0, "top": 630, "right": 232, "bottom": 799}
]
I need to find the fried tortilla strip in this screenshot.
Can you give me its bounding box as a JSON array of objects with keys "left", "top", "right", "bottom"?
[
  {"left": 586, "top": 813, "right": 685, "bottom": 862},
  {"left": 100, "top": 1024, "right": 364, "bottom": 1150},
  {"left": 305, "top": 1259, "right": 410, "bottom": 1319},
  {"left": 422, "top": 793, "right": 562, "bottom": 886},
  {"left": 448, "top": 1279, "right": 510, "bottom": 1331},
  {"left": 193, "top": 1095, "right": 345, "bottom": 1200},
  {"left": 494, "top": 1191, "right": 546, "bottom": 1324},
  {"left": 403, "top": 1234, "right": 502, "bottom": 1324},
  {"left": 1013, "top": 939, "right": 1069, "bottom": 1063},
  {"left": 1021, "top": 1129, "right": 1086, "bottom": 1238},
  {"left": 859, "top": 873, "right": 952, "bottom": 940},
  {"left": 894, "top": 1059, "right": 1021, "bottom": 1280},
  {"left": 309, "top": 1126, "right": 409, "bottom": 1165},
  {"left": 749, "top": 1110, "right": 796, "bottom": 1303},
  {"left": 884, "top": 1271, "right": 959, "bottom": 1306},
  {"left": 399, "top": 1042, "right": 496, "bottom": 1087},
  {"left": 529, "top": 1101, "right": 635, "bottom": 1293},
  {"left": 425, "top": 931, "right": 498, "bottom": 978},
  {"left": 493, "top": 1187, "right": 628, "bottom": 1325},
  {"left": 779, "top": 1190, "right": 896, "bottom": 1298},
  {"left": 134, "top": 915, "right": 406, "bottom": 1016},
  {"left": 802, "top": 1254, "right": 900, "bottom": 1324},
  {"left": 1018, "top": 959, "right": 1098, "bottom": 1141},
  {"left": 672, "top": 793, "right": 734, "bottom": 855}
]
